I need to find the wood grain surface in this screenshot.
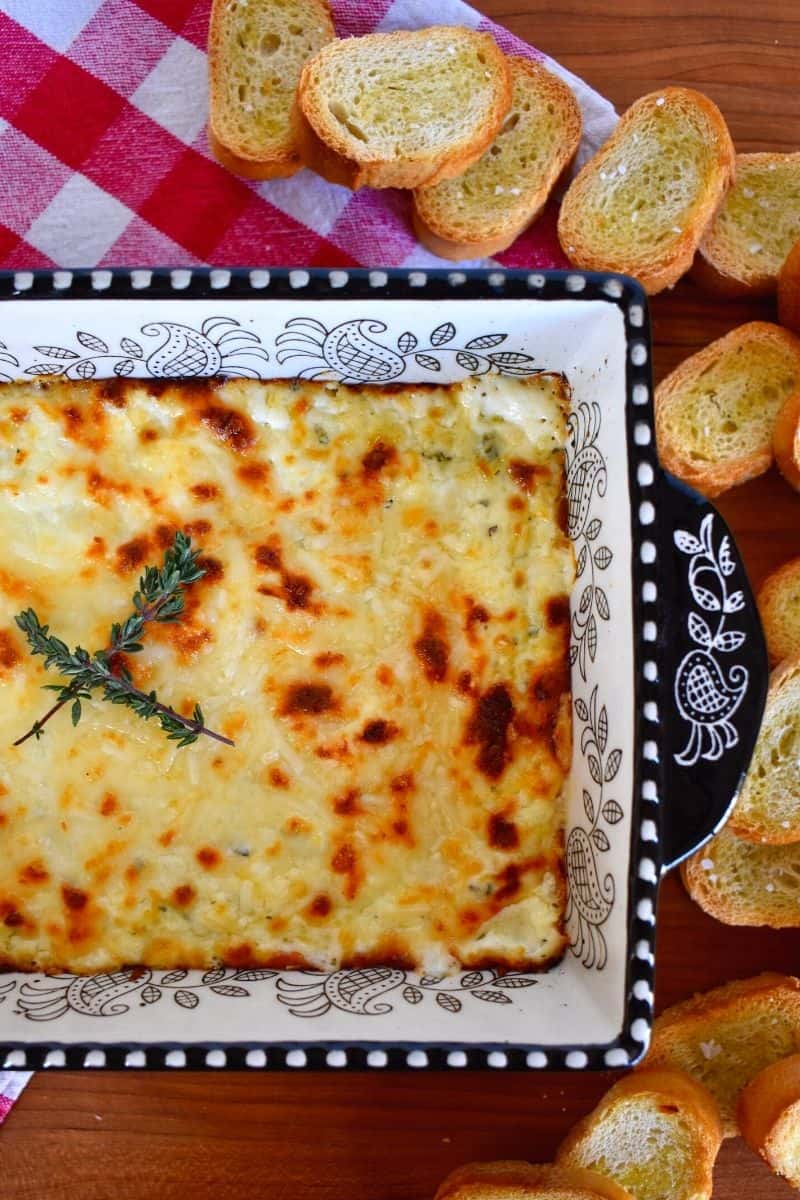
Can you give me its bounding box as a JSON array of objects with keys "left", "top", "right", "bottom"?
[{"left": 3, "top": 3, "right": 800, "bottom": 1197}]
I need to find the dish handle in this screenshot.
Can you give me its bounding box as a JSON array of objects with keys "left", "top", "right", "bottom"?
[{"left": 657, "top": 474, "right": 768, "bottom": 873}]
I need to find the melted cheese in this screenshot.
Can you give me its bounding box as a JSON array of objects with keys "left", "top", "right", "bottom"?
[{"left": 0, "top": 374, "right": 573, "bottom": 974}]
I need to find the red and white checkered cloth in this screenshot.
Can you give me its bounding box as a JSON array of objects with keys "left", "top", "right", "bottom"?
[
  {"left": 0, "top": 0, "right": 616, "bottom": 270},
  {"left": 0, "top": 0, "right": 614, "bottom": 1122}
]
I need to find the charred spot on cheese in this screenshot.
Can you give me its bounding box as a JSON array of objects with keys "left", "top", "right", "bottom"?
[
  {"left": 557, "top": 494, "right": 569, "bottom": 533},
  {"left": 465, "top": 598, "right": 490, "bottom": 639},
  {"left": 333, "top": 789, "right": 361, "bottom": 816},
  {"left": 457, "top": 671, "right": 473, "bottom": 696},
  {"left": 1, "top": 901, "right": 25, "bottom": 928},
  {"left": 376, "top": 664, "right": 394, "bottom": 687},
  {"left": 268, "top": 766, "right": 290, "bottom": 789},
  {"left": 185, "top": 519, "right": 212, "bottom": 539},
  {"left": 307, "top": 893, "right": 332, "bottom": 919},
  {"left": 390, "top": 772, "right": 415, "bottom": 795},
  {"left": 238, "top": 462, "right": 270, "bottom": 487},
  {"left": 331, "top": 842, "right": 362, "bottom": 900},
  {"left": 115, "top": 535, "right": 150, "bottom": 574},
  {"left": 508, "top": 459, "right": 545, "bottom": 492},
  {"left": 61, "top": 885, "right": 88, "bottom": 912},
  {"left": 414, "top": 610, "right": 449, "bottom": 682},
  {"left": 172, "top": 884, "right": 196, "bottom": 907},
  {"left": 255, "top": 538, "right": 282, "bottom": 571},
  {"left": 19, "top": 861, "right": 49, "bottom": 884},
  {"left": 314, "top": 651, "right": 344, "bottom": 669},
  {"left": 98, "top": 379, "right": 129, "bottom": 408},
  {"left": 359, "top": 719, "right": 398, "bottom": 745},
  {"left": 87, "top": 536, "right": 106, "bottom": 560},
  {"left": 280, "top": 682, "right": 336, "bottom": 716},
  {"left": 0, "top": 629, "right": 21, "bottom": 671},
  {"left": 196, "top": 847, "right": 221, "bottom": 870},
  {"left": 100, "top": 793, "right": 117, "bottom": 817},
  {"left": 191, "top": 482, "right": 220, "bottom": 501},
  {"left": 546, "top": 594, "right": 570, "bottom": 628},
  {"left": 362, "top": 440, "right": 397, "bottom": 474},
  {"left": 198, "top": 403, "right": 255, "bottom": 454},
  {"left": 140, "top": 428, "right": 158, "bottom": 443},
  {"left": 508, "top": 494, "right": 526, "bottom": 512},
  {"left": 488, "top": 812, "right": 519, "bottom": 850},
  {"left": 466, "top": 684, "right": 514, "bottom": 780},
  {"left": 280, "top": 572, "right": 314, "bottom": 611}
]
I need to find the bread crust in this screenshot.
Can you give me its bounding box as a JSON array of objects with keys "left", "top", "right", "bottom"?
[
  {"left": 294, "top": 28, "right": 512, "bottom": 190},
  {"left": 412, "top": 58, "right": 581, "bottom": 260},
  {"left": 779, "top": 238, "right": 800, "bottom": 335},
  {"left": 435, "top": 1161, "right": 634, "bottom": 1200},
  {"left": 758, "top": 556, "right": 800, "bottom": 666},
  {"left": 207, "top": 0, "right": 335, "bottom": 180},
  {"left": 643, "top": 973, "right": 800, "bottom": 1136},
  {"left": 775, "top": 388, "right": 800, "bottom": 493},
  {"left": 557, "top": 87, "right": 734, "bottom": 295},
  {"left": 738, "top": 1053, "right": 800, "bottom": 1185},
  {"left": 655, "top": 321, "right": 800, "bottom": 498},
  {"left": 694, "top": 152, "right": 800, "bottom": 297},
  {"left": 726, "top": 654, "right": 800, "bottom": 842},
  {"left": 681, "top": 827, "right": 800, "bottom": 927},
  {"left": 557, "top": 1068, "right": 722, "bottom": 1200}
]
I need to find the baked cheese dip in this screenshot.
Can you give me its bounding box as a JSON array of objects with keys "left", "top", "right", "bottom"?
[{"left": 0, "top": 374, "right": 574, "bottom": 974}]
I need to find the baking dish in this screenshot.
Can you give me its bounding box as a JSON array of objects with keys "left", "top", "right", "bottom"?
[{"left": 0, "top": 267, "right": 767, "bottom": 1072}]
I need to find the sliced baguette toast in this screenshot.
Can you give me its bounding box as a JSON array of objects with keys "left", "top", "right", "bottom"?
[
  {"left": 557, "top": 88, "right": 734, "bottom": 294},
  {"left": 779, "top": 238, "right": 800, "bottom": 335},
  {"left": 758, "top": 557, "right": 800, "bottom": 666},
  {"left": 208, "top": 0, "right": 335, "bottom": 180},
  {"left": 412, "top": 57, "right": 581, "bottom": 260},
  {"left": 739, "top": 1054, "right": 800, "bottom": 1190},
  {"left": 643, "top": 973, "right": 800, "bottom": 1137},
  {"left": 435, "top": 1161, "right": 633, "bottom": 1200},
  {"left": 727, "top": 655, "right": 800, "bottom": 842},
  {"left": 775, "top": 385, "right": 800, "bottom": 492},
  {"left": 694, "top": 153, "right": 800, "bottom": 297},
  {"left": 682, "top": 824, "right": 800, "bottom": 928},
  {"left": 654, "top": 321, "right": 800, "bottom": 497},
  {"left": 293, "top": 26, "right": 512, "bottom": 190},
  {"left": 557, "top": 1068, "right": 722, "bottom": 1200}
]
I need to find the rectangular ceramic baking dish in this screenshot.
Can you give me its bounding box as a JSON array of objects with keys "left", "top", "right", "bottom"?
[{"left": 0, "top": 267, "right": 767, "bottom": 1072}]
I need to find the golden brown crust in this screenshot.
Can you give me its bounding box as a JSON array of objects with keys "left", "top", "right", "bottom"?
[
  {"left": 558, "top": 87, "right": 734, "bottom": 295},
  {"left": 774, "top": 388, "right": 800, "bottom": 493},
  {"left": 779, "top": 238, "right": 800, "bottom": 335},
  {"left": 738, "top": 1053, "right": 800, "bottom": 1183},
  {"left": 412, "top": 58, "right": 581, "bottom": 260},
  {"left": 694, "top": 153, "right": 800, "bottom": 297},
  {"left": 655, "top": 321, "right": 800, "bottom": 498},
  {"left": 435, "top": 1161, "right": 634, "bottom": 1200},
  {"left": 758, "top": 557, "right": 800, "bottom": 666},
  {"left": 557, "top": 1068, "right": 722, "bottom": 1200},
  {"left": 207, "top": 0, "right": 335, "bottom": 180},
  {"left": 643, "top": 973, "right": 800, "bottom": 1137},
  {"left": 294, "top": 28, "right": 512, "bottom": 190}
]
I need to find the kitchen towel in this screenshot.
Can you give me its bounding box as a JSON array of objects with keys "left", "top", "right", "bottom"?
[{"left": 0, "top": 0, "right": 616, "bottom": 270}]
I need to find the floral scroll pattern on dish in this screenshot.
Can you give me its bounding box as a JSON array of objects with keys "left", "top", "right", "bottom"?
[
  {"left": 5, "top": 968, "right": 536, "bottom": 1022},
  {"left": 673, "top": 513, "right": 749, "bottom": 767},
  {"left": 4, "top": 316, "right": 544, "bottom": 386},
  {"left": 564, "top": 400, "right": 620, "bottom": 970}
]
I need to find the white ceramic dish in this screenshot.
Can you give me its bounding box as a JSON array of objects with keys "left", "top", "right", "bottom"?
[{"left": 0, "top": 267, "right": 766, "bottom": 1072}]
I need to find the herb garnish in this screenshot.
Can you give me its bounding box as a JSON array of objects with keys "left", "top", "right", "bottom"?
[{"left": 13, "top": 532, "right": 233, "bottom": 750}]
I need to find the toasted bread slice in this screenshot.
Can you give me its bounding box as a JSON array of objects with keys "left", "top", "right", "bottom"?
[
  {"left": 643, "top": 973, "right": 800, "bottom": 1137},
  {"left": 557, "top": 87, "right": 734, "bottom": 294},
  {"left": 775, "top": 386, "right": 800, "bottom": 492},
  {"left": 694, "top": 153, "right": 800, "bottom": 297},
  {"left": 654, "top": 321, "right": 800, "bottom": 497},
  {"left": 727, "top": 656, "right": 800, "bottom": 843},
  {"left": 739, "top": 1054, "right": 800, "bottom": 1189},
  {"left": 435, "top": 1161, "right": 633, "bottom": 1200},
  {"left": 682, "top": 824, "right": 800, "bottom": 927},
  {"left": 412, "top": 57, "right": 581, "bottom": 260},
  {"left": 779, "top": 238, "right": 800, "bottom": 335},
  {"left": 208, "top": 0, "right": 335, "bottom": 180},
  {"left": 293, "top": 26, "right": 512, "bottom": 190},
  {"left": 557, "top": 1068, "right": 722, "bottom": 1200},
  {"left": 758, "top": 557, "right": 800, "bottom": 666}
]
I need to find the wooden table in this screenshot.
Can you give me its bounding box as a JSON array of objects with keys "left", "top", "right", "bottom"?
[{"left": 3, "top": 3, "right": 800, "bottom": 1197}]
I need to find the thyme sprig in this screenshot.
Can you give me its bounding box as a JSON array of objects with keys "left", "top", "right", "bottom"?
[{"left": 13, "top": 532, "right": 233, "bottom": 750}]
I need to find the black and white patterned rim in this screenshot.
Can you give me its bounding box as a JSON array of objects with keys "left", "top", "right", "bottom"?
[{"left": 0, "top": 267, "right": 661, "bottom": 1072}]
